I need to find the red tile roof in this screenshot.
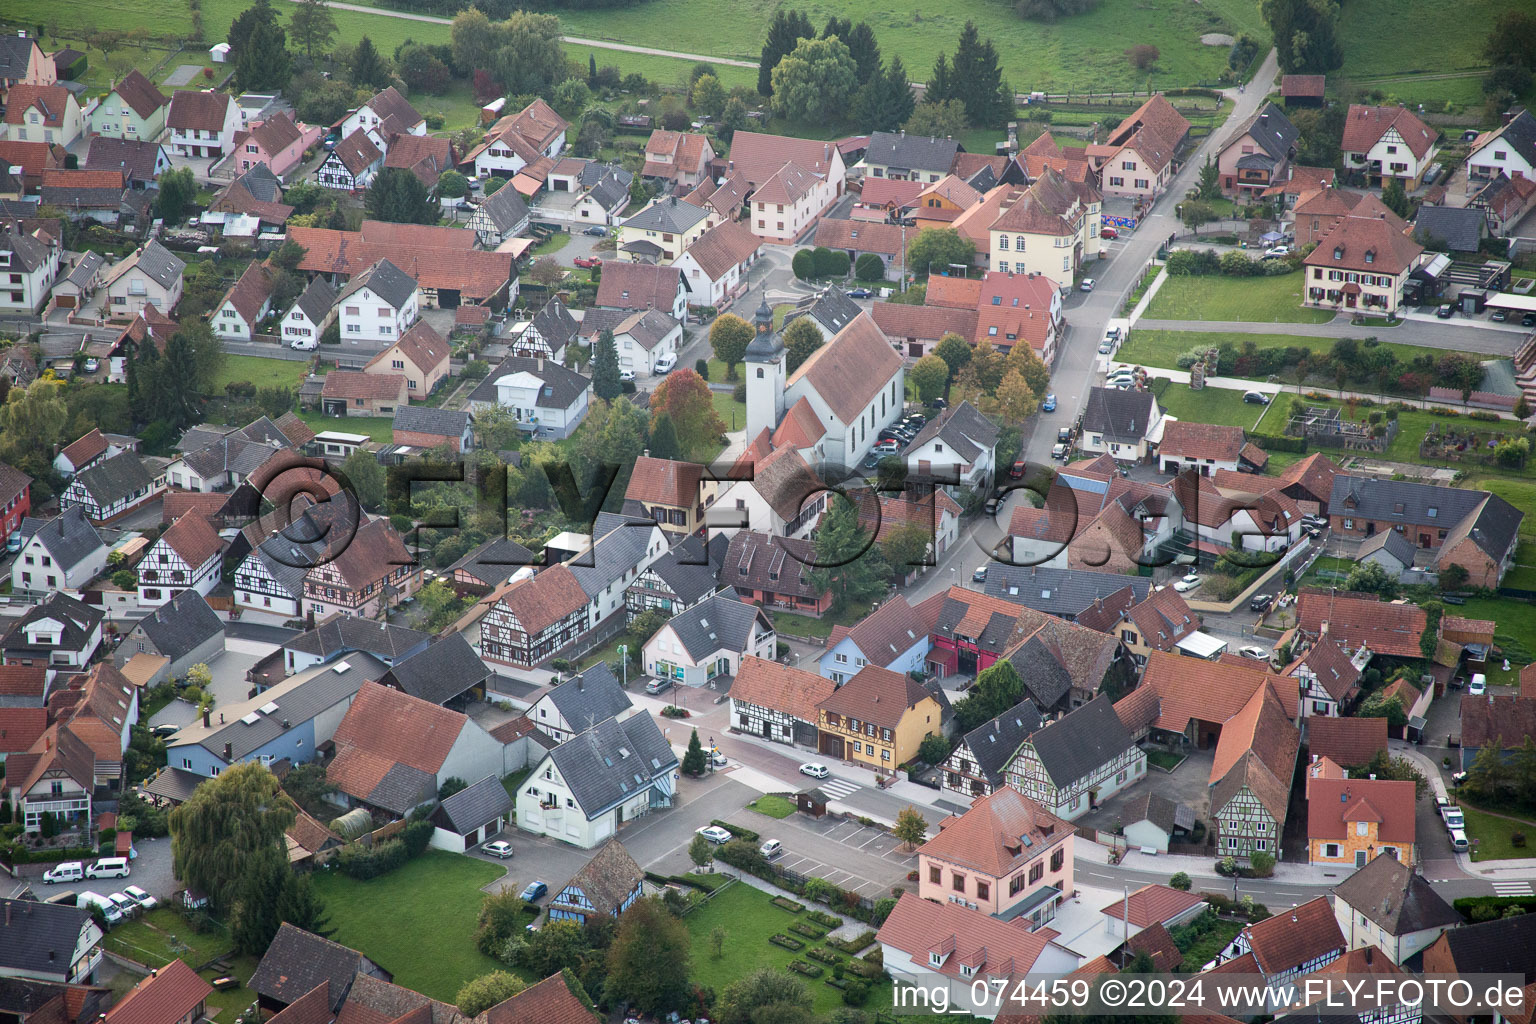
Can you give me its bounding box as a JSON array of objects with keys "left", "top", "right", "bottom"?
[
  {"left": 2, "top": 85, "right": 73, "bottom": 127},
  {"left": 787, "top": 313, "right": 902, "bottom": 425},
  {"left": 383, "top": 133, "right": 456, "bottom": 189},
  {"left": 168, "top": 90, "right": 232, "bottom": 133},
  {"left": 1282, "top": 75, "right": 1327, "bottom": 99},
  {"left": 42, "top": 168, "right": 125, "bottom": 190},
  {"left": 1459, "top": 694, "right": 1536, "bottom": 752},
  {"left": 752, "top": 161, "right": 819, "bottom": 206},
  {"left": 1240, "top": 896, "right": 1345, "bottom": 975},
  {"left": 917, "top": 786, "right": 1071, "bottom": 877},
  {"left": 727, "top": 131, "right": 841, "bottom": 186},
  {"left": 219, "top": 262, "right": 275, "bottom": 325},
  {"left": 595, "top": 261, "right": 681, "bottom": 312},
  {"left": 870, "top": 301, "right": 976, "bottom": 344},
  {"left": 482, "top": 972, "right": 593, "bottom": 1024},
  {"left": 60, "top": 427, "right": 109, "bottom": 468},
  {"left": 1158, "top": 420, "right": 1245, "bottom": 462},
  {"left": 321, "top": 371, "right": 407, "bottom": 403},
  {"left": 0, "top": 664, "right": 46, "bottom": 698},
  {"left": 1295, "top": 590, "right": 1427, "bottom": 658},
  {"left": 878, "top": 893, "right": 1067, "bottom": 980},
  {"left": 1303, "top": 211, "right": 1424, "bottom": 275},
  {"left": 1100, "top": 884, "right": 1207, "bottom": 929},
  {"left": 858, "top": 177, "right": 923, "bottom": 209},
  {"left": 102, "top": 959, "right": 213, "bottom": 1024},
  {"left": 159, "top": 511, "right": 223, "bottom": 568},
  {"left": 624, "top": 455, "right": 704, "bottom": 509},
  {"left": 0, "top": 707, "right": 47, "bottom": 755},
  {"left": 480, "top": 563, "right": 589, "bottom": 636},
  {"left": 111, "top": 69, "right": 170, "bottom": 119},
  {"left": 331, "top": 680, "right": 469, "bottom": 781},
  {"left": 288, "top": 226, "right": 511, "bottom": 302},
  {"left": 974, "top": 270, "right": 1057, "bottom": 351},
  {"left": 1307, "top": 777, "right": 1417, "bottom": 845},
  {"left": 731, "top": 655, "right": 836, "bottom": 723},
  {"left": 1209, "top": 685, "right": 1299, "bottom": 794},
  {"left": 681, "top": 219, "right": 760, "bottom": 281},
  {"left": 1108, "top": 94, "right": 1191, "bottom": 150},
  {"left": 365, "top": 321, "right": 448, "bottom": 377},
  {"left": 925, "top": 274, "right": 984, "bottom": 309},
  {"left": 812, "top": 218, "right": 903, "bottom": 256},
  {"left": 818, "top": 664, "right": 936, "bottom": 730},
  {"left": 1341, "top": 105, "right": 1440, "bottom": 160}
]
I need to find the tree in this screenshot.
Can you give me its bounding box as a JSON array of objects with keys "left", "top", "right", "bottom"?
[
  {"left": 710, "top": 314, "right": 753, "bottom": 380},
  {"left": 525, "top": 255, "right": 566, "bottom": 291},
  {"left": 854, "top": 253, "right": 886, "bottom": 282},
  {"left": 926, "top": 53, "right": 953, "bottom": 106},
  {"left": 234, "top": 18, "right": 291, "bottom": 91},
  {"left": 1513, "top": 736, "right": 1536, "bottom": 807},
  {"left": 1124, "top": 43, "right": 1160, "bottom": 70},
  {"left": 288, "top": 0, "right": 336, "bottom": 58},
  {"left": 515, "top": 919, "right": 589, "bottom": 977},
  {"left": 476, "top": 888, "right": 530, "bottom": 956},
  {"left": 1467, "top": 737, "right": 1511, "bottom": 801},
  {"left": 1381, "top": 177, "right": 1411, "bottom": 218},
  {"left": 1004, "top": 343, "right": 1052, "bottom": 397},
  {"left": 945, "top": 22, "right": 1012, "bottom": 127},
  {"left": 340, "top": 448, "right": 385, "bottom": 510},
  {"left": 1169, "top": 872, "right": 1192, "bottom": 891},
  {"left": 783, "top": 317, "right": 823, "bottom": 375},
  {"left": 720, "top": 95, "right": 750, "bottom": 141},
  {"left": 233, "top": 847, "right": 330, "bottom": 953},
  {"left": 718, "top": 968, "right": 814, "bottom": 1024},
  {"left": 155, "top": 166, "right": 197, "bottom": 223},
  {"left": 365, "top": 168, "right": 437, "bottom": 225},
  {"left": 758, "top": 9, "right": 815, "bottom": 97},
  {"left": 490, "top": 11, "right": 569, "bottom": 95},
  {"left": 1484, "top": 11, "right": 1536, "bottom": 69},
  {"left": 843, "top": 21, "right": 881, "bottom": 83},
  {"left": 683, "top": 729, "right": 708, "bottom": 776},
  {"left": 893, "top": 806, "right": 928, "bottom": 849},
  {"left": 170, "top": 762, "right": 295, "bottom": 913},
  {"left": 348, "top": 35, "right": 390, "bottom": 89},
  {"left": 807, "top": 498, "right": 887, "bottom": 614},
  {"left": 1197, "top": 155, "right": 1221, "bottom": 201},
  {"left": 995, "top": 368, "right": 1040, "bottom": 422},
  {"left": 691, "top": 73, "right": 727, "bottom": 118},
  {"left": 903, "top": 99, "right": 967, "bottom": 140},
  {"left": 451, "top": 8, "right": 497, "bottom": 75},
  {"left": 1261, "top": 0, "right": 1342, "bottom": 73},
  {"left": 592, "top": 330, "right": 623, "bottom": 401},
  {"left": 770, "top": 36, "right": 858, "bottom": 123},
  {"left": 648, "top": 412, "right": 681, "bottom": 460},
  {"left": 906, "top": 228, "right": 973, "bottom": 277},
  {"left": 910, "top": 354, "right": 949, "bottom": 404},
  {"left": 606, "top": 897, "right": 691, "bottom": 1014},
  {"left": 1180, "top": 199, "right": 1218, "bottom": 235},
  {"left": 881, "top": 522, "right": 930, "bottom": 573},
  {"left": 791, "top": 249, "right": 815, "bottom": 280},
  {"left": 456, "top": 972, "right": 525, "bottom": 1017},
  {"left": 437, "top": 170, "right": 469, "bottom": 199},
  {"left": 552, "top": 78, "right": 591, "bottom": 118},
  {"left": 227, "top": 0, "right": 278, "bottom": 57},
  {"left": 688, "top": 832, "right": 715, "bottom": 870},
  {"left": 399, "top": 43, "right": 452, "bottom": 95},
  {"left": 710, "top": 925, "right": 728, "bottom": 959},
  {"left": 651, "top": 370, "right": 726, "bottom": 460},
  {"left": 952, "top": 660, "right": 1024, "bottom": 732},
  {"left": 853, "top": 56, "right": 915, "bottom": 133},
  {"left": 1345, "top": 559, "right": 1398, "bottom": 599},
  {"left": 1358, "top": 691, "right": 1408, "bottom": 729},
  {"left": 933, "top": 334, "right": 973, "bottom": 386}
]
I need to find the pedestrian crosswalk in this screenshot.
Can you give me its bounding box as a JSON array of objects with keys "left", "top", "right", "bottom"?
[
  {"left": 819, "top": 777, "right": 861, "bottom": 799},
  {"left": 1492, "top": 882, "right": 1534, "bottom": 897}
]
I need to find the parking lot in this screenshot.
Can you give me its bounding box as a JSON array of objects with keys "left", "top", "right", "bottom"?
[{"left": 728, "top": 809, "right": 917, "bottom": 898}]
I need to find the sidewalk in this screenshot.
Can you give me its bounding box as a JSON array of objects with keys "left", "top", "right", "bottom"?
[
  {"left": 1115, "top": 847, "right": 1349, "bottom": 886},
  {"left": 1389, "top": 738, "right": 1536, "bottom": 880}
]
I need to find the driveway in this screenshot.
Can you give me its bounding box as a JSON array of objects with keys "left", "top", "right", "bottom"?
[
  {"left": 730, "top": 811, "right": 917, "bottom": 897},
  {"left": 1077, "top": 745, "right": 1215, "bottom": 833}
]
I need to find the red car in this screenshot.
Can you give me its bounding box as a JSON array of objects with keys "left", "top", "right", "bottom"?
[
  {"left": 573, "top": 256, "right": 598, "bottom": 269},
  {"left": 1100, "top": 227, "right": 1119, "bottom": 239},
  {"left": 1009, "top": 459, "right": 1026, "bottom": 479}
]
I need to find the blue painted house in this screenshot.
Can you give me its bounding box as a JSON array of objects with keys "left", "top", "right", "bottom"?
[
  {"left": 817, "top": 594, "right": 929, "bottom": 685},
  {"left": 166, "top": 653, "right": 384, "bottom": 778},
  {"left": 548, "top": 838, "right": 645, "bottom": 924}
]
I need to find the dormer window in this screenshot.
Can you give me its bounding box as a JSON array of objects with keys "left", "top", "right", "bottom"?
[
  {"left": 930, "top": 952, "right": 944, "bottom": 966},
  {"left": 1334, "top": 246, "right": 1344, "bottom": 260},
  {"left": 1364, "top": 250, "right": 1375, "bottom": 264}
]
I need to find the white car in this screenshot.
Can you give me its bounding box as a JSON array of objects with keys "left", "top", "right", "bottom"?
[
  {"left": 619, "top": 369, "right": 636, "bottom": 382},
  {"left": 290, "top": 336, "right": 318, "bottom": 351},
  {"left": 107, "top": 893, "right": 138, "bottom": 918},
  {"left": 696, "top": 825, "right": 733, "bottom": 844},
  {"left": 1443, "top": 808, "right": 1465, "bottom": 830},
  {"left": 799, "top": 762, "right": 830, "bottom": 779},
  {"left": 760, "top": 839, "right": 783, "bottom": 858},
  {"left": 1238, "top": 645, "right": 1270, "bottom": 660},
  {"left": 654, "top": 352, "right": 678, "bottom": 374},
  {"left": 1468, "top": 674, "right": 1487, "bottom": 696},
  {"left": 123, "top": 885, "right": 157, "bottom": 910},
  {"left": 1173, "top": 573, "right": 1202, "bottom": 593},
  {"left": 1079, "top": 278, "right": 1095, "bottom": 292},
  {"left": 1262, "top": 246, "right": 1291, "bottom": 259},
  {"left": 482, "top": 840, "right": 514, "bottom": 859}
]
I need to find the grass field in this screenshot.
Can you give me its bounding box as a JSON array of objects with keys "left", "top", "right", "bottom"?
[
  {"left": 1462, "top": 805, "right": 1536, "bottom": 862},
  {"left": 1145, "top": 273, "right": 1335, "bottom": 324},
  {"left": 296, "top": 411, "right": 396, "bottom": 441},
  {"left": 1118, "top": 330, "right": 1450, "bottom": 376},
  {"left": 313, "top": 850, "right": 518, "bottom": 1002},
  {"left": 712, "top": 389, "right": 747, "bottom": 435},
  {"left": 1154, "top": 383, "right": 1276, "bottom": 430},
  {"left": 1465, "top": 477, "right": 1536, "bottom": 541},
  {"left": 213, "top": 355, "right": 311, "bottom": 392},
  {"left": 748, "top": 794, "right": 797, "bottom": 818},
  {"left": 102, "top": 909, "right": 261, "bottom": 1021},
  {"left": 683, "top": 883, "right": 893, "bottom": 1014}
]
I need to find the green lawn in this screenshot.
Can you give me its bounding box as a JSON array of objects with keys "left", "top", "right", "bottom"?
[
  {"left": 748, "top": 794, "right": 797, "bottom": 819},
  {"left": 313, "top": 850, "right": 518, "bottom": 1002},
  {"left": 501, "top": 767, "right": 532, "bottom": 802},
  {"left": 772, "top": 599, "right": 875, "bottom": 640},
  {"left": 1145, "top": 749, "right": 1186, "bottom": 772},
  {"left": 101, "top": 909, "right": 260, "bottom": 1021},
  {"left": 1154, "top": 383, "right": 1276, "bottom": 430},
  {"left": 213, "top": 355, "right": 310, "bottom": 393},
  {"left": 1118, "top": 331, "right": 1449, "bottom": 379},
  {"left": 1466, "top": 477, "right": 1536, "bottom": 541},
  {"left": 1176, "top": 918, "right": 1244, "bottom": 972},
  {"left": 296, "top": 411, "right": 396, "bottom": 442},
  {"left": 1146, "top": 273, "right": 1335, "bottom": 324},
  {"left": 1441, "top": 595, "right": 1536, "bottom": 686},
  {"left": 1462, "top": 805, "right": 1536, "bottom": 861},
  {"left": 712, "top": 390, "right": 747, "bottom": 435},
  {"left": 683, "top": 883, "right": 892, "bottom": 1014},
  {"left": 534, "top": 233, "right": 572, "bottom": 258},
  {"left": 1296, "top": 555, "right": 1355, "bottom": 590}
]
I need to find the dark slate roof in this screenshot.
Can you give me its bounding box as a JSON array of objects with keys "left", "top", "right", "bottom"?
[
  {"left": 234, "top": 162, "right": 283, "bottom": 203},
  {"left": 74, "top": 451, "right": 153, "bottom": 506},
  {"left": 984, "top": 567, "right": 1150, "bottom": 618},
  {"left": 1330, "top": 852, "right": 1460, "bottom": 937},
  {"left": 638, "top": 533, "right": 725, "bottom": 606},
  {"left": 1224, "top": 103, "right": 1297, "bottom": 164},
  {"left": 529, "top": 297, "right": 579, "bottom": 352},
  {"left": 479, "top": 182, "right": 530, "bottom": 233},
  {"left": 567, "top": 512, "right": 659, "bottom": 599},
  {"left": 392, "top": 405, "right": 471, "bottom": 440},
  {"left": 134, "top": 589, "right": 223, "bottom": 662},
  {"left": 1481, "top": 110, "right": 1536, "bottom": 170},
  {"left": 932, "top": 594, "right": 1019, "bottom": 654},
  {"left": 366, "top": 761, "right": 437, "bottom": 817},
  {"left": 799, "top": 288, "right": 862, "bottom": 335},
  {"left": 1003, "top": 634, "right": 1077, "bottom": 710},
  {"left": 129, "top": 241, "right": 185, "bottom": 290},
  {"left": 866, "top": 131, "right": 961, "bottom": 174},
  {"left": 1121, "top": 790, "right": 1195, "bottom": 834},
  {"left": 587, "top": 171, "right": 630, "bottom": 212},
  {"left": 960, "top": 701, "right": 1043, "bottom": 788},
  {"left": 0, "top": 899, "right": 93, "bottom": 978},
  {"left": 291, "top": 275, "right": 336, "bottom": 324},
  {"left": 470, "top": 355, "right": 591, "bottom": 410},
  {"left": 0, "top": 36, "right": 40, "bottom": 83},
  {"left": 1413, "top": 204, "right": 1485, "bottom": 252},
  {"left": 0, "top": 229, "right": 49, "bottom": 272},
  {"left": 1, "top": 592, "right": 104, "bottom": 655},
  {"left": 447, "top": 537, "right": 538, "bottom": 588},
  {"left": 283, "top": 618, "right": 430, "bottom": 662},
  {"left": 1024, "top": 694, "right": 1137, "bottom": 787},
  {"left": 338, "top": 258, "right": 417, "bottom": 309},
  {"left": 545, "top": 712, "right": 678, "bottom": 817},
  {"left": 624, "top": 196, "right": 709, "bottom": 234},
  {"left": 1459, "top": 492, "right": 1523, "bottom": 563},
  {"left": 379, "top": 633, "right": 489, "bottom": 706},
  {"left": 19, "top": 506, "right": 104, "bottom": 571},
  {"left": 84, "top": 136, "right": 162, "bottom": 183},
  {"left": 1328, "top": 475, "right": 1486, "bottom": 526},
  {"left": 544, "top": 662, "right": 632, "bottom": 729},
  {"left": 1357, "top": 528, "right": 1417, "bottom": 568},
  {"left": 429, "top": 773, "right": 513, "bottom": 834},
  {"left": 665, "top": 594, "right": 770, "bottom": 661},
  {"left": 906, "top": 401, "right": 999, "bottom": 463},
  {"left": 1081, "top": 387, "right": 1158, "bottom": 444},
  {"left": 250, "top": 924, "right": 380, "bottom": 1011},
  {"left": 1433, "top": 912, "right": 1536, "bottom": 977}
]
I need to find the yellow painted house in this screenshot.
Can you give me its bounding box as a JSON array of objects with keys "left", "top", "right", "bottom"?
[
  {"left": 618, "top": 195, "right": 711, "bottom": 263},
  {"left": 1308, "top": 778, "right": 1418, "bottom": 868},
  {"left": 815, "top": 665, "right": 942, "bottom": 771}
]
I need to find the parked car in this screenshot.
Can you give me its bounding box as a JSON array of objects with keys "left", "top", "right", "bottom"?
[
  {"left": 1242, "top": 391, "right": 1270, "bottom": 405},
  {"left": 654, "top": 353, "right": 678, "bottom": 373},
  {"left": 1492, "top": 308, "right": 1509, "bottom": 322},
  {"left": 123, "top": 885, "right": 157, "bottom": 910},
  {"left": 1042, "top": 393, "right": 1057, "bottom": 412},
  {"left": 1442, "top": 808, "right": 1465, "bottom": 830},
  {"left": 799, "top": 762, "right": 830, "bottom": 779},
  {"left": 77, "top": 892, "right": 123, "bottom": 926},
  {"left": 619, "top": 369, "right": 636, "bottom": 382},
  {"left": 1261, "top": 246, "right": 1290, "bottom": 259},
  {"left": 107, "top": 893, "right": 138, "bottom": 919},
  {"left": 151, "top": 723, "right": 179, "bottom": 738},
  {"left": 483, "top": 841, "right": 514, "bottom": 859},
  {"left": 290, "top": 336, "right": 317, "bottom": 351},
  {"left": 1248, "top": 594, "right": 1273, "bottom": 612},
  {"left": 1239, "top": 645, "right": 1271, "bottom": 660},
  {"left": 1051, "top": 442, "right": 1069, "bottom": 460},
  {"left": 697, "top": 825, "right": 733, "bottom": 844},
  {"left": 83, "top": 358, "right": 99, "bottom": 373},
  {"left": 6, "top": 532, "right": 21, "bottom": 552},
  {"left": 86, "top": 858, "right": 130, "bottom": 880},
  {"left": 1057, "top": 426, "right": 1071, "bottom": 444},
  {"left": 1098, "top": 338, "right": 1116, "bottom": 354},
  {"left": 1009, "top": 459, "right": 1026, "bottom": 479},
  {"left": 709, "top": 751, "right": 728, "bottom": 768},
  {"left": 1524, "top": 312, "right": 1536, "bottom": 327},
  {"left": 644, "top": 678, "right": 673, "bottom": 695},
  {"left": 1173, "top": 573, "right": 1202, "bottom": 593},
  {"left": 1100, "top": 227, "right": 1119, "bottom": 239},
  {"left": 1468, "top": 673, "right": 1487, "bottom": 696},
  {"left": 760, "top": 839, "right": 783, "bottom": 858},
  {"left": 520, "top": 880, "right": 548, "bottom": 901},
  {"left": 573, "top": 256, "right": 598, "bottom": 269},
  {"left": 43, "top": 862, "right": 84, "bottom": 885},
  {"left": 1079, "top": 278, "right": 1095, "bottom": 292},
  {"left": 971, "top": 564, "right": 988, "bottom": 583},
  {"left": 847, "top": 287, "right": 873, "bottom": 299},
  {"left": 983, "top": 495, "right": 1000, "bottom": 515},
  {"left": 1437, "top": 303, "right": 1455, "bottom": 319},
  {"left": 583, "top": 226, "right": 608, "bottom": 237},
  {"left": 872, "top": 440, "right": 900, "bottom": 455}
]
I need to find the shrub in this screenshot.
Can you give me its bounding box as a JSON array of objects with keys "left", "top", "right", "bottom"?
[
  {"left": 1515, "top": 833, "right": 1528, "bottom": 848},
  {"left": 339, "top": 837, "right": 408, "bottom": 879},
  {"left": 733, "top": 382, "right": 746, "bottom": 402},
  {"left": 1249, "top": 851, "right": 1276, "bottom": 878},
  {"left": 841, "top": 980, "right": 869, "bottom": 1006},
  {"left": 854, "top": 253, "right": 885, "bottom": 282},
  {"left": 711, "top": 819, "right": 759, "bottom": 842},
  {"left": 695, "top": 358, "right": 709, "bottom": 380},
  {"left": 792, "top": 249, "right": 815, "bottom": 280},
  {"left": 1169, "top": 872, "right": 1192, "bottom": 891}
]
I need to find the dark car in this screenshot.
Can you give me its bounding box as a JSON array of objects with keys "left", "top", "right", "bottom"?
[
  {"left": 847, "top": 287, "right": 873, "bottom": 299},
  {"left": 1248, "top": 594, "right": 1273, "bottom": 612},
  {"left": 1057, "top": 426, "right": 1071, "bottom": 444},
  {"left": 583, "top": 226, "right": 608, "bottom": 237},
  {"left": 878, "top": 427, "right": 906, "bottom": 444},
  {"left": 903, "top": 413, "right": 927, "bottom": 430},
  {"left": 1437, "top": 303, "right": 1455, "bottom": 319},
  {"left": 1242, "top": 390, "right": 1270, "bottom": 405},
  {"left": 520, "top": 880, "right": 548, "bottom": 901},
  {"left": 1524, "top": 312, "right": 1536, "bottom": 327},
  {"left": 983, "top": 496, "right": 1000, "bottom": 515}
]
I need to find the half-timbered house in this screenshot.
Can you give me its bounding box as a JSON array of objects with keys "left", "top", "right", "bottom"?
[
  {"left": 941, "top": 702, "right": 1043, "bottom": 801},
  {"left": 524, "top": 663, "right": 632, "bottom": 745},
  {"left": 548, "top": 838, "right": 645, "bottom": 924},
  {"left": 316, "top": 129, "right": 382, "bottom": 192},
  {"left": 1283, "top": 634, "right": 1364, "bottom": 718},
  {"left": 1220, "top": 896, "right": 1345, "bottom": 988},
  {"left": 509, "top": 297, "right": 580, "bottom": 361},
  {"left": 137, "top": 513, "right": 223, "bottom": 607},
  {"left": 1210, "top": 686, "right": 1301, "bottom": 861},
  {"left": 476, "top": 563, "right": 589, "bottom": 668},
  {"left": 730, "top": 655, "right": 834, "bottom": 748},
  {"left": 624, "top": 533, "right": 724, "bottom": 619},
  {"left": 59, "top": 451, "right": 161, "bottom": 523},
  {"left": 1001, "top": 695, "right": 1144, "bottom": 821},
  {"left": 301, "top": 519, "right": 419, "bottom": 620},
  {"left": 235, "top": 503, "right": 360, "bottom": 617}
]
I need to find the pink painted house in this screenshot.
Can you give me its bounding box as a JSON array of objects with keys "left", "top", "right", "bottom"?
[
  {"left": 229, "top": 111, "right": 320, "bottom": 178},
  {"left": 916, "top": 785, "right": 1075, "bottom": 929}
]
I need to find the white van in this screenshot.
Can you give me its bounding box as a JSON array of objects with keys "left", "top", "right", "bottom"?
[
  {"left": 86, "top": 857, "right": 130, "bottom": 880},
  {"left": 77, "top": 891, "right": 125, "bottom": 926},
  {"left": 1449, "top": 829, "right": 1469, "bottom": 853},
  {"left": 43, "top": 862, "right": 84, "bottom": 884},
  {"left": 290, "top": 336, "right": 318, "bottom": 351}
]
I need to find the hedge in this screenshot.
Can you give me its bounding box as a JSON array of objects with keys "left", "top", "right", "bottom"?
[
  {"left": 712, "top": 819, "right": 759, "bottom": 842},
  {"left": 645, "top": 870, "right": 730, "bottom": 893},
  {"left": 4, "top": 844, "right": 97, "bottom": 864},
  {"left": 1248, "top": 432, "right": 1307, "bottom": 454},
  {"left": 339, "top": 837, "right": 408, "bottom": 879},
  {"left": 1454, "top": 895, "right": 1536, "bottom": 920},
  {"left": 828, "top": 929, "right": 877, "bottom": 954},
  {"left": 770, "top": 934, "right": 805, "bottom": 951}
]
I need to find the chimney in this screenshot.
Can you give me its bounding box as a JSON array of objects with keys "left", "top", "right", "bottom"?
[
  {"left": 224, "top": 742, "right": 232, "bottom": 761},
  {"left": 203, "top": 708, "right": 211, "bottom": 728}
]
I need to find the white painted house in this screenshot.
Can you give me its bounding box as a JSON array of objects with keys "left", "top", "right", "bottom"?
[
  {"left": 103, "top": 241, "right": 184, "bottom": 316},
  {"left": 641, "top": 594, "right": 776, "bottom": 688},
  {"left": 136, "top": 514, "right": 224, "bottom": 607},
  {"left": 211, "top": 263, "right": 275, "bottom": 341},
  {"left": 10, "top": 508, "right": 108, "bottom": 595},
  {"left": 337, "top": 258, "right": 419, "bottom": 343},
  {"left": 167, "top": 90, "right": 241, "bottom": 158}
]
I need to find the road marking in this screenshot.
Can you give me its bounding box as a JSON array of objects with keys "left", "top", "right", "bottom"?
[
  {"left": 820, "top": 777, "right": 861, "bottom": 798},
  {"left": 1493, "top": 882, "right": 1534, "bottom": 896},
  {"left": 855, "top": 832, "right": 884, "bottom": 850}
]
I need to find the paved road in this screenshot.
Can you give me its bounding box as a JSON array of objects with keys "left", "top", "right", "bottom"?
[{"left": 1134, "top": 318, "right": 1528, "bottom": 355}]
